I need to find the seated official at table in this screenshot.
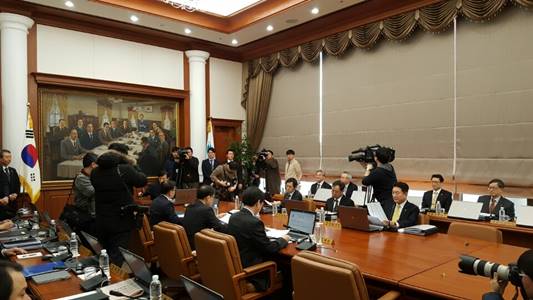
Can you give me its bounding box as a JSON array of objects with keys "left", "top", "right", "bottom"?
[
  {"left": 140, "top": 171, "right": 168, "bottom": 200},
  {"left": 0, "top": 261, "right": 31, "bottom": 300},
  {"left": 340, "top": 171, "right": 358, "bottom": 199},
  {"left": 421, "top": 174, "right": 453, "bottom": 213},
  {"left": 60, "top": 129, "right": 87, "bottom": 161},
  {"left": 228, "top": 186, "right": 289, "bottom": 291},
  {"left": 309, "top": 169, "right": 331, "bottom": 196},
  {"left": 382, "top": 182, "right": 419, "bottom": 229},
  {"left": 284, "top": 177, "right": 303, "bottom": 200},
  {"left": 483, "top": 249, "right": 533, "bottom": 300},
  {"left": 182, "top": 185, "right": 227, "bottom": 250},
  {"left": 149, "top": 181, "right": 180, "bottom": 227},
  {"left": 478, "top": 179, "right": 515, "bottom": 220},
  {"left": 80, "top": 123, "right": 101, "bottom": 150},
  {"left": 325, "top": 180, "right": 354, "bottom": 212}
]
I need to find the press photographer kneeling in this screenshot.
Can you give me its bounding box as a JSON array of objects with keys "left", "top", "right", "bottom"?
[{"left": 459, "top": 250, "right": 533, "bottom": 300}]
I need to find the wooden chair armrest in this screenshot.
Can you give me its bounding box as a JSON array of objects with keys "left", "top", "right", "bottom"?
[
  {"left": 377, "top": 290, "right": 401, "bottom": 300},
  {"left": 233, "top": 261, "right": 278, "bottom": 294}
]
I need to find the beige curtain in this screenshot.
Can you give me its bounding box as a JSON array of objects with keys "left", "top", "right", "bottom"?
[{"left": 244, "top": 69, "right": 273, "bottom": 151}]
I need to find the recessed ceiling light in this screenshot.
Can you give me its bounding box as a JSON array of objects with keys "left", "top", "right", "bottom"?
[
  {"left": 266, "top": 25, "right": 274, "bottom": 32},
  {"left": 231, "top": 39, "right": 238, "bottom": 45},
  {"left": 64, "top": 1, "right": 74, "bottom": 8},
  {"left": 184, "top": 28, "right": 192, "bottom": 34},
  {"left": 311, "top": 7, "right": 319, "bottom": 15},
  {"left": 130, "top": 15, "right": 139, "bottom": 22}
]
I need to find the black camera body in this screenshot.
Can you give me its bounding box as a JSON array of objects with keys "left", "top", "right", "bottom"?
[
  {"left": 177, "top": 148, "right": 188, "bottom": 160},
  {"left": 348, "top": 145, "right": 395, "bottom": 163},
  {"left": 255, "top": 149, "right": 269, "bottom": 169},
  {"left": 459, "top": 255, "right": 525, "bottom": 292}
]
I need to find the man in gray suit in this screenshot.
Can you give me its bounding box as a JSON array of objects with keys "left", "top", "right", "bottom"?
[{"left": 60, "top": 129, "right": 87, "bottom": 161}]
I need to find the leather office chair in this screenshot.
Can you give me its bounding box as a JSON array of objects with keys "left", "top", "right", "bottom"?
[
  {"left": 283, "top": 199, "right": 316, "bottom": 214},
  {"left": 292, "top": 251, "right": 400, "bottom": 300},
  {"left": 447, "top": 222, "right": 503, "bottom": 243},
  {"left": 129, "top": 214, "right": 157, "bottom": 263},
  {"left": 153, "top": 222, "right": 200, "bottom": 281},
  {"left": 194, "top": 229, "right": 282, "bottom": 300}
]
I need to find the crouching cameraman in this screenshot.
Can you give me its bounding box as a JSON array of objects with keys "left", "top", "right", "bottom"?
[
  {"left": 91, "top": 143, "right": 147, "bottom": 266},
  {"left": 482, "top": 249, "right": 533, "bottom": 300}
]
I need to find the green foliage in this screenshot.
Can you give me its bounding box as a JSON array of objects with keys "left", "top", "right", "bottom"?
[{"left": 228, "top": 136, "right": 254, "bottom": 171}]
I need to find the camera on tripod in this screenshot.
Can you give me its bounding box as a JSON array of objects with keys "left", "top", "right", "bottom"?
[
  {"left": 459, "top": 255, "right": 524, "bottom": 290},
  {"left": 176, "top": 147, "right": 188, "bottom": 160},
  {"left": 348, "top": 145, "right": 395, "bottom": 163}
]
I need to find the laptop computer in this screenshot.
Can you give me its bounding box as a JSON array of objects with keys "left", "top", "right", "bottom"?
[
  {"left": 117, "top": 247, "right": 153, "bottom": 293},
  {"left": 338, "top": 206, "right": 383, "bottom": 232},
  {"left": 181, "top": 275, "right": 223, "bottom": 300},
  {"left": 285, "top": 209, "right": 316, "bottom": 241},
  {"left": 80, "top": 231, "right": 103, "bottom": 256},
  {"left": 447, "top": 201, "right": 483, "bottom": 220},
  {"left": 516, "top": 206, "right": 533, "bottom": 227}
]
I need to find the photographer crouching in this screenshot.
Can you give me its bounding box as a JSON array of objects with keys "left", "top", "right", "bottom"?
[
  {"left": 90, "top": 143, "right": 147, "bottom": 266},
  {"left": 351, "top": 145, "right": 397, "bottom": 203}
]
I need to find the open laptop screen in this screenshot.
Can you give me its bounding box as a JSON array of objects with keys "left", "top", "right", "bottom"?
[
  {"left": 181, "top": 275, "right": 223, "bottom": 300},
  {"left": 80, "top": 231, "right": 103, "bottom": 256},
  {"left": 119, "top": 247, "right": 152, "bottom": 286},
  {"left": 288, "top": 209, "right": 316, "bottom": 235}
]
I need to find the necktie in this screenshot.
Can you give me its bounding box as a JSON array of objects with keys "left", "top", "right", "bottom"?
[
  {"left": 333, "top": 199, "right": 338, "bottom": 211},
  {"left": 210, "top": 160, "right": 214, "bottom": 170},
  {"left": 4, "top": 167, "right": 10, "bottom": 181},
  {"left": 431, "top": 191, "right": 438, "bottom": 210},
  {"left": 489, "top": 198, "right": 497, "bottom": 214},
  {"left": 391, "top": 204, "right": 401, "bottom": 223}
]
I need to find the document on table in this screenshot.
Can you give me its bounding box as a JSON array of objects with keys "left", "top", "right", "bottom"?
[
  {"left": 219, "top": 213, "right": 231, "bottom": 224},
  {"left": 265, "top": 227, "right": 289, "bottom": 239},
  {"left": 367, "top": 202, "right": 388, "bottom": 222}
]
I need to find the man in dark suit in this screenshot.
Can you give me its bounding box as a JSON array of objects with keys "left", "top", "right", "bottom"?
[
  {"left": 201, "top": 148, "right": 219, "bottom": 185},
  {"left": 181, "top": 147, "right": 200, "bottom": 189},
  {"left": 227, "top": 186, "right": 289, "bottom": 292},
  {"left": 0, "top": 150, "right": 21, "bottom": 221},
  {"left": 74, "top": 119, "right": 85, "bottom": 138},
  {"left": 98, "top": 122, "right": 113, "bottom": 145},
  {"left": 60, "top": 129, "right": 87, "bottom": 161},
  {"left": 310, "top": 169, "right": 331, "bottom": 196},
  {"left": 283, "top": 178, "right": 303, "bottom": 200},
  {"left": 421, "top": 174, "right": 453, "bottom": 212},
  {"left": 478, "top": 179, "right": 515, "bottom": 220},
  {"left": 140, "top": 171, "right": 168, "bottom": 200},
  {"left": 80, "top": 123, "right": 100, "bottom": 150},
  {"left": 149, "top": 181, "right": 181, "bottom": 227},
  {"left": 182, "top": 185, "right": 227, "bottom": 250},
  {"left": 340, "top": 171, "right": 358, "bottom": 199},
  {"left": 381, "top": 182, "right": 419, "bottom": 229},
  {"left": 325, "top": 180, "right": 354, "bottom": 212}
]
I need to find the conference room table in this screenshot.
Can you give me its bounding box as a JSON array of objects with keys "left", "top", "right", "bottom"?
[{"left": 213, "top": 201, "right": 527, "bottom": 300}]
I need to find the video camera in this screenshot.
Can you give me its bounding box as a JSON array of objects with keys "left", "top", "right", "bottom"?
[
  {"left": 459, "top": 255, "right": 526, "bottom": 296},
  {"left": 348, "top": 145, "right": 395, "bottom": 163},
  {"left": 176, "top": 147, "right": 188, "bottom": 160},
  {"left": 257, "top": 149, "right": 269, "bottom": 162}
]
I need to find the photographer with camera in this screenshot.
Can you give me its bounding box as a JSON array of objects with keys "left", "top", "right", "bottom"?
[
  {"left": 164, "top": 147, "right": 181, "bottom": 182},
  {"left": 211, "top": 161, "right": 239, "bottom": 201},
  {"left": 181, "top": 147, "right": 200, "bottom": 189},
  {"left": 358, "top": 146, "right": 397, "bottom": 203},
  {"left": 460, "top": 250, "right": 533, "bottom": 300},
  {"left": 257, "top": 150, "right": 281, "bottom": 195},
  {"left": 91, "top": 143, "right": 147, "bottom": 266}
]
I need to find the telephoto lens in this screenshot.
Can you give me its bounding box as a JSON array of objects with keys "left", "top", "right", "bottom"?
[{"left": 458, "top": 255, "right": 522, "bottom": 287}]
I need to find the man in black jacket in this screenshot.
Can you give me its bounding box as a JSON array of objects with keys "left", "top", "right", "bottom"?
[
  {"left": 228, "top": 186, "right": 289, "bottom": 292},
  {"left": 283, "top": 178, "right": 303, "bottom": 200},
  {"left": 309, "top": 169, "right": 331, "bottom": 196},
  {"left": 201, "top": 148, "right": 219, "bottom": 185},
  {"left": 381, "top": 182, "right": 419, "bottom": 229},
  {"left": 91, "top": 144, "right": 147, "bottom": 265},
  {"left": 361, "top": 147, "right": 397, "bottom": 203},
  {"left": 325, "top": 180, "right": 354, "bottom": 212},
  {"left": 182, "top": 185, "right": 227, "bottom": 250},
  {"left": 140, "top": 171, "right": 168, "bottom": 200},
  {"left": 340, "top": 171, "right": 358, "bottom": 199},
  {"left": 478, "top": 179, "right": 515, "bottom": 220},
  {"left": 421, "top": 174, "right": 453, "bottom": 212},
  {"left": 0, "top": 150, "right": 20, "bottom": 221},
  {"left": 181, "top": 147, "right": 200, "bottom": 189},
  {"left": 149, "top": 181, "right": 180, "bottom": 227}
]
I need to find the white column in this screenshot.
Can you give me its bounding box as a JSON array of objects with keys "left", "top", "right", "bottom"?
[
  {"left": 185, "top": 50, "right": 210, "bottom": 179},
  {"left": 0, "top": 13, "right": 34, "bottom": 172}
]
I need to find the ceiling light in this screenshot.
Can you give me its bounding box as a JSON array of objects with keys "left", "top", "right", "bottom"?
[
  {"left": 184, "top": 28, "right": 192, "bottom": 34},
  {"left": 130, "top": 15, "right": 139, "bottom": 22},
  {"left": 64, "top": 1, "right": 74, "bottom": 8},
  {"left": 231, "top": 39, "right": 238, "bottom": 45},
  {"left": 266, "top": 25, "right": 274, "bottom": 32},
  {"left": 311, "top": 7, "right": 319, "bottom": 15}
]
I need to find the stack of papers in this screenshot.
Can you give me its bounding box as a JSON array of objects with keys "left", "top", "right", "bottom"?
[
  {"left": 398, "top": 225, "right": 438, "bottom": 236},
  {"left": 265, "top": 227, "right": 289, "bottom": 239},
  {"left": 219, "top": 214, "right": 231, "bottom": 224}
]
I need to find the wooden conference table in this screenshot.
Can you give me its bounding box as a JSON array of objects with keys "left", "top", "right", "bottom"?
[{"left": 214, "top": 201, "right": 527, "bottom": 300}]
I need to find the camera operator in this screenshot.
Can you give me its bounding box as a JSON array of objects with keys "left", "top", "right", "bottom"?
[
  {"left": 91, "top": 143, "right": 147, "bottom": 266},
  {"left": 483, "top": 249, "right": 533, "bottom": 300},
  {"left": 211, "top": 161, "right": 239, "bottom": 201},
  {"left": 261, "top": 150, "right": 281, "bottom": 195},
  {"left": 361, "top": 147, "right": 397, "bottom": 203},
  {"left": 181, "top": 147, "right": 200, "bottom": 189},
  {"left": 164, "top": 146, "right": 181, "bottom": 182}
]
